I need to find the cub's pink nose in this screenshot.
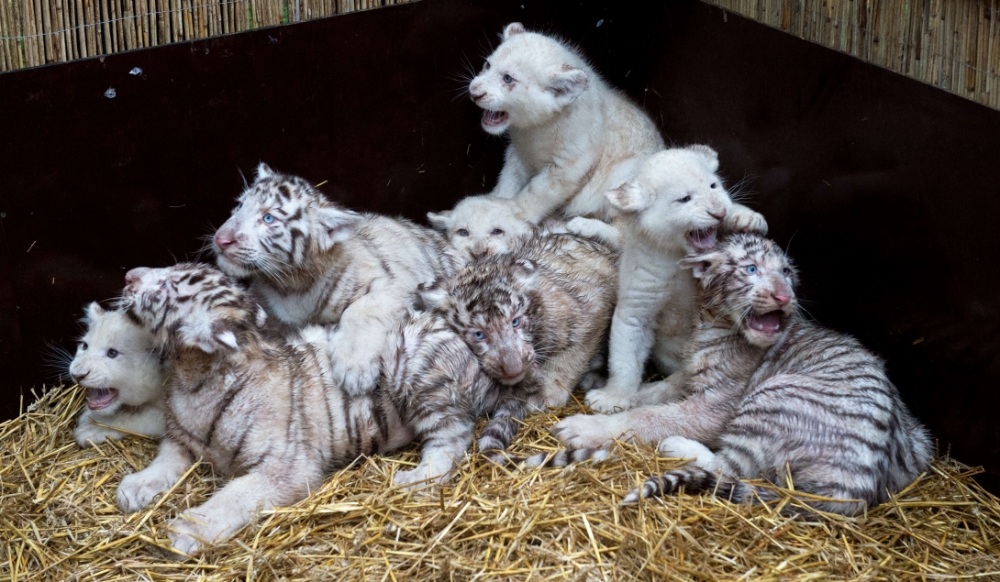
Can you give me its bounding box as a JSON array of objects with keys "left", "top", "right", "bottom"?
[
  {"left": 773, "top": 294, "right": 791, "bottom": 306},
  {"left": 214, "top": 233, "right": 235, "bottom": 249},
  {"left": 470, "top": 91, "right": 486, "bottom": 102},
  {"left": 125, "top": 267, "right": 150, "bottom": 285},
  {"left": 708, "top": 208, "right": 728, "bottom": 220}
]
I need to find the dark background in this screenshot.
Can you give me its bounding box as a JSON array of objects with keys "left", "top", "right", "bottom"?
[{"left": 1, "top": 0, "right": 998, "bottom": 492}]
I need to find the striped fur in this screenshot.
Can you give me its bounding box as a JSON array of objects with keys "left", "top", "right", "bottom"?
[
  {"left": 115, "top": 263, "right": 497, "bottom": 555},
  {"left": 213, "top": 163, "right": 460, "bottom": 395},
  {"left": 551, "top": 234, "right": 933, "bottom": 515},
  {"left": 424, "top": 233, "right": 617, "bottom": 462}
]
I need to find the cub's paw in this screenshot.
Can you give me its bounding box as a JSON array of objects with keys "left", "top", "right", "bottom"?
[
  {"left": 117, "top": 469, "right": 176, "bottom": 513},
  {"left": 393, "top": 465, "right": 449, "bottom": 489},
  {"left": 166, "top": 513, "right": 214, "bottom": 558},
  {"left": 726, "top": 206, "right": 768, "bottom": 235},
  {"left": 585, "top": 387, "right": 636, "bottom": 413},
  {"left": 328, "top": 353, "right": 381, "bottom": 396},
  {"left": 75, "top": 420, "right": 116, "bottom": 448},
  {"left": 550, "top": 414, "right": 618, "bottom": 449}
]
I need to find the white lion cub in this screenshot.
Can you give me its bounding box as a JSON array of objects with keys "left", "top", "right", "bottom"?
[
  {"left": 585, "top": 146, "right": 768, "bottom": 413},
  {"left": 428, "top": 195, "right": 620, "bottom": 263},
  {"left": 469, "top": 22, "right": 664, "bottom": 222},
  {"left": 70, "top": 302, "right": 165, "bottom": 447}
]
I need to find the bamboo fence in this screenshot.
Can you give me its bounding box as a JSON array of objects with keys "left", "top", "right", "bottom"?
[
  {"left": 0, "top": 0, "right": 408, "bottom": 72},
  {"left": 706, "top": 0, "right": 1000, "bottom": 109}
]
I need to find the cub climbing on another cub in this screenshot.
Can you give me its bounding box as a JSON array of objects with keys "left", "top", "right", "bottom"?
[
  {"left": 469, "top": 22, "right": 664, "bottom": 222},
  {"left": 70, "top": 302, "right": 165, "bottom": 447}
]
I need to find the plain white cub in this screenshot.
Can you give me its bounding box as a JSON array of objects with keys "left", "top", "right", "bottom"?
[
  {"left": 469, "top": 22, "right": 664, "bottom": 222},
  {"left": 70, "top": 302, "right": 165, "bottom": 447},
  {"left": 585, "top": 146, "right": 768, "bottom": 413},
  {"left": 428, "top": 194, "right": 621, "bottom": 263}
]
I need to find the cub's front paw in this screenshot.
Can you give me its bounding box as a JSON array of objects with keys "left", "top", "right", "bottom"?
[
  {"left": 726, "top": 206, "right": 768, "bottom": 235},
  {"left": 117, "top": 469, "right": 176, "bottom": 513},
  {"left": 328, "top": 352, "right": 381, "bottom": 396},
  {"left": 75, "top": 419, "right": 117, "bottom": 448},
  {"left": 393, "top": 464, "right": 449, "bottom": 488},
  {"left": 166, "top": 511, "right": 220, "bottom": 558},
  {"left": 550, "top": 414, "right": 619, "bottom": 449},
  {"left": 585, "top": 387, "right": 636, "bottom": 413}
]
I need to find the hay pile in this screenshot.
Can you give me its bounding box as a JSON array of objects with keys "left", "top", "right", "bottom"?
[{"left": 2, "top": 386, "right": 999, "bottom": 581}]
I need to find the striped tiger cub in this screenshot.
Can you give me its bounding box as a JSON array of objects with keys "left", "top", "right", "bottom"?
[
  {"left": 547, "top": 233, "right": 932, "bottom": 515},
  {"left": 213, "top": 163, "right": 460, "bottom": 395},
  {"left": 115, "top": 263, "right": 498, "bottom": 556},
  {"left": 422, "top": 233, "right": 618, "bottom": 462}
]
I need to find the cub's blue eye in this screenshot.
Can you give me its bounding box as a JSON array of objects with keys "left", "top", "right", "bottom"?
[
  {"left": 106, "top": 348, "right": 119, "bottom": 358},
  {"left": 491, "top": 228, "right": 504, "bottom": 236},
  {"left": 745, "top": 265, "right": 758, "bottom": 274},
  {"left": 502, "top": 74, "right": 514, "bottom": 84},
  {"left": 511, "top": 317, "right": 521, "bottom": 328},
  {"left": 473, "top": 331, "right": 486, "bottom": 340},
  {"left": 782, "top": 267, "right": 792, "bottom": 275},
  {"left": 457, "top": 229, "right": 470, "bottom": 237},
  {"left": 263, "top": 213, "right": 275, "bottom": 223},
  {"left": 677, "top": 196, "right": 692, "bottom": 203}
]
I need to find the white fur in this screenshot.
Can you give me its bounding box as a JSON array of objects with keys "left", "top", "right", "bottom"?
[
  {"left": 429, "top": 195, "right": 622, "bottom": 263},
  {"left": 585, "top": 147, "right": 767, "bottom": 412},
  {"left": 70, "top": 302, "right": 165, "bottom": 447},
  {"left": 469, "top": 23, "right": 664, "bottom": 222}
]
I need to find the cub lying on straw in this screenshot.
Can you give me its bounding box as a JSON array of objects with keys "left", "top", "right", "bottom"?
[
  {"left": 116, "top": 263, "right": 517, "bottom": 555},
  {"left": 551, "top": 234, "right": 933, "bottom": 515},
  {"left": 70, "top": 302, "right": 165, "bottom": 447}
]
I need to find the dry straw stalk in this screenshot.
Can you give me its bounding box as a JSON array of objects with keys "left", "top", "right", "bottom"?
[{"left": 2, "top": 384, "right": 999, "bottom": 580}]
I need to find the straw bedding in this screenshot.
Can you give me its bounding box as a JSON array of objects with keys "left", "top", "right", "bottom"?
[{"left": 2, "top": 385, "right": 998, "bottom": 581}]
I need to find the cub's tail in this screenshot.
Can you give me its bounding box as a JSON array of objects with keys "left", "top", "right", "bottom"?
[
  {"left": 621, "top": 466, "right": 768, "bottom": 506},
  {"left": 484, "top": 447, "right": 613, "bottom": 469}
]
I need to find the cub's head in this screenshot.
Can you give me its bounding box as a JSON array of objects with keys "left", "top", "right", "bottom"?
[
  {"left": 681, "top": 233, "right": 799, "bottom": 348},
  {"left": 121, "top": 263, "right": 266, "bottom": 356},
  {"left": 607, "top": 146, "right": 732, "bottom": 251},
  {"left": 469, "top": 22, "right": 591, "bottom": 134},
  {"left": 421, "top": 259, "right": 541, "bottom": 385},
  {"left": 69, "top": 303, "right": 162, "bottom": 414},
  {"left": 213, "top": 163, "right": 361, "bottom": 281},
  {"left": 427, "top": 196, "right": 534, "bottom": 262}
]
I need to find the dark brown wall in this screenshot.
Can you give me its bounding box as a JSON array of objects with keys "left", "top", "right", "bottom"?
[{"left": 1, "top": 0, "right": 998, "bottom": 491}]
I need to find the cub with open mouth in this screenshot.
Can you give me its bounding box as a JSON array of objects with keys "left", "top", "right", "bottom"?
[
  {"left": 585, "top": 145, "right": 769, "bottom": 413},
  {"left": 467, "top": 22, "right": 664, "bottom": 223},
  {"left": 70, "top": 302, "right": 165, "bottom": 447}
]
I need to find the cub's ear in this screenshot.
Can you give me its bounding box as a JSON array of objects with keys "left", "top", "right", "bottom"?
[
  {"left": 185, "top": 319, "right": 240, "bottom": 354},
  {"left": 679, "top": 251, "right": 724, "bottom": 279},
  {"left": 503, "top": 22, "right": 526, "bottom": 40},
  {"left": 605, "top": 182, "right": 649, "bottom": 213},
  {"left": 426, "top": 210, "right": 453, "bottom": 231},
  {"left": 83, "top": 302, "right": 107, "bottom": 324},
  {"left": 511, "top": 258, "right": 538, "bottom": 289},
  {"left": 416, "top": 282, "right": 449, "bottom": 311},
  {"left": 315, "top": 205, "right": 362, "bottom": 251},
  {"left": 255, "top": 162, "right": 276, "bottom": 180},
  {"left": 685, "top": 145, "right": 719, "bottom": 173},
  {"left": 548, "top": 67, "right": 589, "bottom": 105}
]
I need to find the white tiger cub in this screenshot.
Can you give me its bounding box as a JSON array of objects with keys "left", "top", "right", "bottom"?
[
  {"left": 586, "top": 146, "right": 768, "bottom": 413},
  {"left": 213, "top": 164, "right": 460, "bottom": 394},
  {"left": 469, "top": 22, "right": 663, "bottom": 222},
  {"left": 70, "top": 302, "right": 165, "bottom": 447},
  {"left": 551, "top": 234, "right": 932, "bottom": 516},
  {"left": 428, "top": 194, "right": 621, "bottom": 263},
  {"left": 116, "top": 263, "right": 508, "bottom": 555}
]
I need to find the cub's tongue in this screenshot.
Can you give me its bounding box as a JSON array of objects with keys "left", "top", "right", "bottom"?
[
  {"left": 748, "top": 311, "right": 783, "bottom": 333},
  {"left": 481, "top": 110, "right": 508, "bottom": 126},
  {"left": 87, "top": 388, "right": 117, "bottom": 410},
  {"left": 688, "top": 227, "right": 717, "bottom": 250}
]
